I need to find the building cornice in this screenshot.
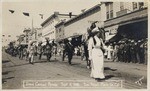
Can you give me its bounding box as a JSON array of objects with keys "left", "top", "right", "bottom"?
[
  {"left": 64, "top": 4, "right": 101, "bottom": 27},
  {"left": 41, "top": 14, "right": 57, "bottom": 27},
  {"left": 55, "top": 21, "right": 65, "bottom": 28}
]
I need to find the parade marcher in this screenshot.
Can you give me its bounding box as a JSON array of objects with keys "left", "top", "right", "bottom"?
[
  {"left": 28, "top": 41, "right": 36, "bottom": 64},
  {"left": 45, "top": 39, "right": 52, "bottom": 62},
  {"left": 52, "top": 40, "right": 57, "bottom": 60},
  {"left": 80, "top": 44, "right": 85, "bottom": 60},
  {"left": 18, "top": 45, "right": 24, "bottom": 60},
  {"left": 22, "top": 46, "right": 28, "bottom": 60},
  {"left": 88, "top": 23, "right": 107, "bottom": 81},
  {"left": 62, "top": 41, "right": 66, "bottom": 61},
  {"left": 37, "top": 42, "right": 43, "bottom": 60},
  {"left": 65, "top": 38, "right": 74, "bottom": 65}
]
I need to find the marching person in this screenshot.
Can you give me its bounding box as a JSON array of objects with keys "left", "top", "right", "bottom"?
[
  {"left": 28, "top": 41, "right": 36, "bottom": 64},
  {"left": 37, "top": 41, "right": 43, "bottom": 60},
  {"left": 52, "top": 40, "right": 57, "bottom": 60},
  {"left": 62, "top": 41, "right": 66, "bottom": 61},
  {"left": 65, "top": 38, "right": 74, "bottom": 65},
  {"left": 45, "top": 39, "right": 52, "bottom": 62},
  {"left": 88, "top": 24, "right": 107, "bottom": 81},
  {"left": 18, "top": 44, "right": 24, "bottom": 60}
]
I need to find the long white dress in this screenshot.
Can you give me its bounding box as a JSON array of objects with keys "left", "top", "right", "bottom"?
[{"left": 88, "top": 36, "right": 105, "bottom": 79}]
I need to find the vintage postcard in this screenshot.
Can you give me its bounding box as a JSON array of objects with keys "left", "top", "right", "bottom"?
[{"left": 1, "top": 0, "right": 149, "bottom": 90}]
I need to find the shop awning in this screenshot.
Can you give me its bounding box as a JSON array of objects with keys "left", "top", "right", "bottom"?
[{"left": 108, "top": 20, "right": 147, "bottom": 43}]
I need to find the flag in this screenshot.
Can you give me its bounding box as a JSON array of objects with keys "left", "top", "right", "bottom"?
[
  {"left": 9, "top": 10, "right": 15, "bottom": 13},
  {"left": 39, "top": 14, "right": 43, "bottom": 19},
  {"left": 23, "top": 12, "right": 29, "bottom": 16}
]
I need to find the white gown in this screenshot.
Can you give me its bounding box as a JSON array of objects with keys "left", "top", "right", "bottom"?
[{"left": 88, "top": 36, "right": 105, "bottom": 79}]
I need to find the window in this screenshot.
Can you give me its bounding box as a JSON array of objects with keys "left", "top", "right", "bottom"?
[
  {"left": 139, "top": 2, "right": 144, "bottom": 9},
  {"left": 110, "top": 10, "right": 113, "bottom": 18},
  {"left": 106, "top": 3, "right": 113, "bottom": 19},
  {"left": 106, "top": 12, "right": 109, "bottom": 19},
  {"left": 110, "top": 3, "right": 113, "bottom": 19},
  {"left": 133, "top": 2, "right": 138, "bottom": 10},
  {"left": 106, "top": 4, "right": 109, "bottom": 19},
  {"left": 120, "top": 2, "right": 124, "bottom": 10}
]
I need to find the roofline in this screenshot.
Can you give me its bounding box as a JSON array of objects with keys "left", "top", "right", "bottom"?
[
  {"left": 41, "top": 14, "right": 55, "bottom": 27},
  {"left": 55, "top": 21, "right": 65, "bottom": 28},
  {"left": 64, "top": 4, "right": 101, "bottom": 26}
]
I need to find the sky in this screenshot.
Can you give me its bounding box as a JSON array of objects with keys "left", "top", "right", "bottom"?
[{"left": 2, "top": 0, "right": 101, "bottom": 43}]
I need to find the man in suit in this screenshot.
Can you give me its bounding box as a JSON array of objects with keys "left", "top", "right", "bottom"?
[
  {"left": 65, "top": 38, "right": 74, "bottom": 65},
  {"left": 37, "top": 42, "right": 43, "bottom": 60}
]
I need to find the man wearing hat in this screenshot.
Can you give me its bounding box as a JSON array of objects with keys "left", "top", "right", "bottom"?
[
  {"left": 65, "top": 37, "right": 74, "bottom": 65},
  {"left": 37, "top": 41, "right": 43, "bottom": 60}
]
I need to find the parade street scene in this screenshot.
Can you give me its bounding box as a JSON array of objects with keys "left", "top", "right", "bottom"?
[{"left": 2, "top": 1, "right": 148, "bottom": 89}]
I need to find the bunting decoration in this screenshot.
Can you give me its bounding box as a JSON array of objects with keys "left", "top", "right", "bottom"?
[
  {"left": 23, "top": 12, "right": 30, "bottom": 16},
  {"left": 9, "top": 10, "right": 15, "bottom": 13},
  {"left": 8, "top": 10, "right": 44, "bottom": 20}
]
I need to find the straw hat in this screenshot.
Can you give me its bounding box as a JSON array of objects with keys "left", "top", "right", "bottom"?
[{"left": 68, "top": 38, "right": 72, "bottom": 41}]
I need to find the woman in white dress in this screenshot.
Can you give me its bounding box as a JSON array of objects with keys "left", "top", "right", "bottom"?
[{"left": 88, "top": 26, "right": 106, "bottom": 81}]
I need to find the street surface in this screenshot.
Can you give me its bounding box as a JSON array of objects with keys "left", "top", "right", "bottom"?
[{"left": 2, "top": 50, "right": 147, "bottom": 89}]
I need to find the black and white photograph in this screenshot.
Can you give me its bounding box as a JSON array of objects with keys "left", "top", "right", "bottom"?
[{"left": 1, "top": 0, "right": 149, "bottom": 90}]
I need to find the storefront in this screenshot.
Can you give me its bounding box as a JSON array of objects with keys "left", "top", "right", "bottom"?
[{"left": 104, "top": 7, "right": 148, "bottom": 43}]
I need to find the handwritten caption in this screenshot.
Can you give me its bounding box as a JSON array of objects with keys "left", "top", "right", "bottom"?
[{"left": 23, "top": 80, "right": 122, "bottom": 88}]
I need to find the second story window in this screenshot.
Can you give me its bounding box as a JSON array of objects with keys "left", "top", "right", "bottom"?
[
  {"left": 110, "top": 10, "right": 113, "bottom": 18},
  {"left": 133, "top": 2, "right": 138, "bottom": 10},
  {"left": 106, "top": 2, "right": 113, "bottom": 19},
  {"left": 120, "top": 2, "right": 124, "bottom": 10},
  {"left": 139, "top": 2, "right": 144, "bottom": 9},
  {"left": 110, "top": 3, "right": 113, "bottom": 18},
  {"left": 106, "top": 4, "right": 109, "bottom": 19}
]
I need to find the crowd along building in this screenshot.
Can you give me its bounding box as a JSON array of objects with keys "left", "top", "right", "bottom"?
[
  {"left": 42, "top": 2, "right": 148, "bottom": 43},
  {"left": 102, "top": 2, "right": 148, "bottom": 42}
]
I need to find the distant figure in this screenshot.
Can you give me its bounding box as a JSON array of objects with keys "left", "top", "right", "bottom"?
[
  {"left": 52, "top": 40, "right": 57, "bottom": 60},
  {"left": 45, "top": 39, "right": 52, "bottom": 61},
  {"left": 28, "top": 41, "right": 36, "bottom": 64},
  {"left": 37, "top": 42, "right": 43, "bottom": 60},
  {"left": 18, "top": 45, "right": 24, "bottom": 60}
]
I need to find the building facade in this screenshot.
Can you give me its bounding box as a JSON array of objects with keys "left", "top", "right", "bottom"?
[
  {"left": 64, "top": 4, "right": 104, "bottom": 38},
  {"left": 102, "top": 2, "right": 148, "bottom": 41},
  {"left": 55, "top": 20, "right": 65, "bottom": 42},
  {"left": 41, "top": 12, "right": 73, "bottom": 41}
]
